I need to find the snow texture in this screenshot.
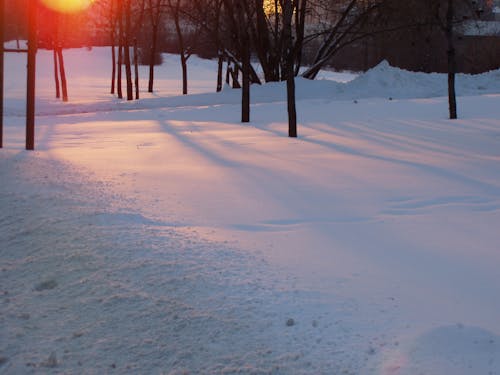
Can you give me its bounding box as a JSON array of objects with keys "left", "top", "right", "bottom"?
[{"left": 1, "top": 46, "right": 500, "bottom": 374}]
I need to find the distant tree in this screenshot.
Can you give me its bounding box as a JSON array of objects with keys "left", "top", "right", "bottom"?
[
  {"left": 378, "top": 0, "right": 486, "bottom": 119},
  {"left": 432, "top": 0, "right": 484, "bottom": 119},
  {"left": 189, "top": 0, "right": 226, "bottom": 91},
  {"left": 221, "top": 0, "right": 252, "bottom": 121},
  {"left": 146, "top": 0, "right": 167, "bottom": 93},
  {"left": 283, "top": 0, "right": 297, "bottom": 137},
  {"left": 167, "top": 0, "right": 201, "bottom": 95},
  {"left": 38, "top": 6, "right": 69, "bottom": 101}
]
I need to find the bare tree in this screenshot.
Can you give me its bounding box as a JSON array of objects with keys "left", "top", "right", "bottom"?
[
  {"left": 167, "top": 0, "right": 200, "bottom": 95},
  {"left": 40, "top": 7, "right": 69, "bottom": 101},
  {"left": 283, "top": 0, "right": 297, "bottom": 137},
  {"left": 302, "top": 0, "right": 383, "bottom": 79},
  {"left": 378, "top": 0, "right": 486, "bottom": 119},
  {"left": 146, "top": 0, "right": 166, "bottom": 92}
]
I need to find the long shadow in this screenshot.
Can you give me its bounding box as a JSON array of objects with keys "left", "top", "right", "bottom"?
[
  {"left": 157, "top": 119, "right": 246, "bottom": 169},
  {"left": 257, "top": 123, "right": 500, "bottom": 197}
]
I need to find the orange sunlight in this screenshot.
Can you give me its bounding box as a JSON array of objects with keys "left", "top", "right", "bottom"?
[{"left": 40, "top": 0, "right": 94, "bottom": 13}]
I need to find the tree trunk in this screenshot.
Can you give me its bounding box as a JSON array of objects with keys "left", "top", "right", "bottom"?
[
  {"left": 446, "top": 0, "right": 457, "bottom": 119},
  {"left": 225, "top": 59, "right": 231, "bottom": 85},
  {"left": 111, "top": 44, "right": 116, "bottom": 94},
  {"left": 238, "top": 1, "right": 250, "bottom": 123},
  {"left": 181, "top": 54, "right": 188, "bottom": 95},
  {"left": 134, "top": 38, "right": 139, "bottom": 99},
  {"left": 148, "top": 22, "right": 158, "bottom": 93},
  {"left": 110, "top": 0, "right": 117, "bottom": 95},
  {"left": 117, "top": 45, "right": 123, "bottom": 99},
  {"left": 241, "top": 44, "right": 250, "bottom": 123},
  {"left": 117, "top": 0, "right": 124, "bottom": 99},
  {"left": 216, "top": 51, "right": 223, "bottom": 92},
  {"left": 294, "top": 0, "right": 307, "bottom": 76},
  {"left": 284, "top": 0, "right": 297, "bottom": 137},
  {"left": 124, "top": 45, "right": 133, "bottom": 100},
  {"left": 53, "top": 48, "right": 60, "bottom": 99},
  {"left": 124, "top": 0, "right": 133, "bottom": 101},
  {"left": 233, "top": 63, "right": 239, "bottom": 89},
  {"left": 57, "top": 47, "right": 68, "bottom": 102},
  {"left": 447, "top": 48, "right": 457, "bottom": 119}
]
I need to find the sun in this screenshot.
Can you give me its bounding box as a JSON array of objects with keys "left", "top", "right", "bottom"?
[{"left": 40, "top": 0, "right": 94, "bottom": 13}]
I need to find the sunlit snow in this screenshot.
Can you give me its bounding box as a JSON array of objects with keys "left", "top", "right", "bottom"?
[{"left": 1, "top": 46, "right": 499, "bottom": 374}]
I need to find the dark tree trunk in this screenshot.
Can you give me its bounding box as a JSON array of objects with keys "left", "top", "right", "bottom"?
[
  {"left": 294, "top": 0, "right": 307, "bottom": 76},
  {"left": 148, "top": 23, "right": 158, "bottom": 92},
  {"left": 446, "top": 0, "right": 457, "bottom": 119},
  {"left": 117, "top": 0, "right": 124, "bottom": 99},
  {"left": 241, "top": 44, "right": 250, "bottom": 123},
  {"left": 170, "top": 0, "right": 188, "bottom": 95},
  {"left": 148, "top": 0, "right": 161, "bottom": 93},
  {"left": 57, "top": 47, "right": 68, "bottom": 102},
  {"left": 232, "top": 63, "right": 239, "bottom": 89},
  {"left": 110, "top": 0, "right": 117, "bottom": 95},
  {"left": 124, "top": 46, "right": 133, "bottom": 100},
  {"left": 237, "top": 1, "right": 250, "bottom": 123},
  {"left": 134, "top": 38, "right": 139, "bottom": 99},
  {"left": 216, "top": 51, "right": 224, "bottom": 92},
  {"left": 53, "top": 48, "right": 60, "bottom": 99},
  {"left": 117, "top": 45, "right": 123, "bottom": 99},
  {"left": 230, "top": 67, "right": 241, "bottom": 89},
  {"left": 181, "top": 54, "right": 188, "bottom": 95},
  {"left": 124, "top": 0, "right": 133, "bottom": 100},
  {"left": 225, "top": 59, "right": 231, "bottom": 85},
  {"left": 111, "top": 44, "right": 116, "bottom": 94},
  {"left": 284, "top": 0, "right": 297, "bottom": 137}
]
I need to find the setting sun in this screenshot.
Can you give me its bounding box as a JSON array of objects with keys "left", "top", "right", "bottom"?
[{"left": 40, "top": 0, "right": 94, "bottom": 13}]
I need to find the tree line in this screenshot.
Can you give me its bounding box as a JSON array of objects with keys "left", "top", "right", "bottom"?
[{"left": 3, "top": 0, "right": 497, "bottom": 133}]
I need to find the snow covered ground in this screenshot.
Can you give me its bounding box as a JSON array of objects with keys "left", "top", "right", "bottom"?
[{"left": 1, "top": 45, "right": 500, "bottom": 374}]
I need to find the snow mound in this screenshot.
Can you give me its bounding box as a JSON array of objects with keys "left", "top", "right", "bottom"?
[
  {"left": 347, "top": 60, "right": 500, "bottom": 99},
  {"left": 282, "top": 60, "right": 500, "bottom": 103}
]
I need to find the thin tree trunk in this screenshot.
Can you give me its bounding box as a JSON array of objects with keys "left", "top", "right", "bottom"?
[
  {"left": 447, "top": 48, "right": 457, "bottom": 119},
  {"left": 53, "top": 48, "right": 60, "bottom": 99},
  {"left": 237, "top": 0, "right": 250, "bottom": 123},
  {"left": 134, "top": 38, "right": 139, "bottom": 99},
  {"left": 124, "top": 0, "right": 133, "bottom": 101},
  {"left": 242, "top": 44, "right": 250, "bottom": 122},
  {"left": 446, "top": 0, "right": 457, "bottom": 119},
  {"left": 111, "top": 44, "right": 116, "bottom": 94},
  {"left": 124, "top": 45, "right": 133, "bottom": 100},
  {"left": 57, "top": 47, "right": 68, "bottom": 102},
  {"left": 53, "top": 13, "right": 61, "bottom": 99},
  {"left": 117, "top": 45, "right": 123, "bottom": 99},
  {"left": 294, "top": 0, "right": 307, "bottom": 76},
  {"left": 284, "top": 0, "right": 297, "bottom": 137},
  {"left": 148, "top": 23, "right": 158, "bottom": 92},
  {"left": 172, "top": 0, "right": 188, "bottom": 95},
  {"left": 216, "top": 51, "right": 223, "bottom": 92},
  {"left": 181, "top": 54, "right": 188, "bottom": 95},
  {"left": 109, "top": 0, "right": 117, "bottom": 94},
  {"left": 117, "top": 0, "right": 124, "bottom": 99},
  {"left": 233, "top": 63, "right": 239, "bottom": 89},
  {"left": 226, "top": 59, "right": 231, "bottom": 85}
]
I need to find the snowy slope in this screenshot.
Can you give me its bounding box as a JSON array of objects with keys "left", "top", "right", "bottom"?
[{"left": 1, "top": 47, "right": 500, "bottom": 374}]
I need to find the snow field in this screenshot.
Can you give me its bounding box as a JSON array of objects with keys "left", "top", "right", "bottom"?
[{"left": 1, "top": 46, "right": 500, "bottom": 374}]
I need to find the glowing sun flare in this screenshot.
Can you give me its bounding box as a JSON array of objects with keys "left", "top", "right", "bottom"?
[{"left": 40, "top": 0, "right": 94, "bottom": 13}]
